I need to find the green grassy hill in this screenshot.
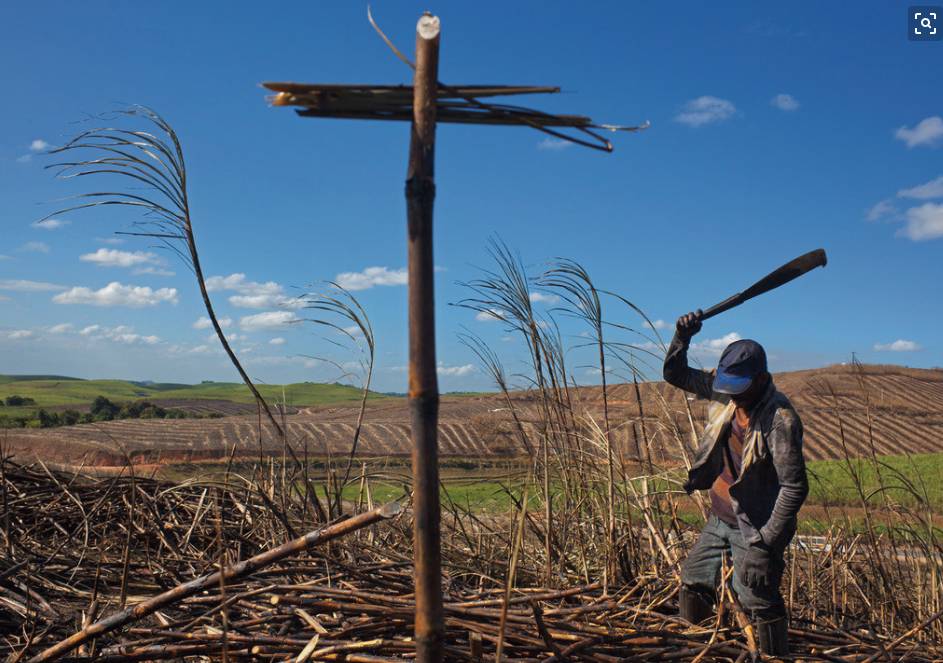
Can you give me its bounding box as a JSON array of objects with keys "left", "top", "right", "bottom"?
[{"left": 0, "top": 375, "right": 394, "bottom": 410}]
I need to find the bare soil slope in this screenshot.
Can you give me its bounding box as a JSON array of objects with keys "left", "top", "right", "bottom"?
[{"left": 5, "top": 364, "right": 942, "bottom": 467}]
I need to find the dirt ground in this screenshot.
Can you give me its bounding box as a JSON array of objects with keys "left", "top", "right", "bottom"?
[{"left": 4, "top": 363, "right": 942, "bottom": 468}]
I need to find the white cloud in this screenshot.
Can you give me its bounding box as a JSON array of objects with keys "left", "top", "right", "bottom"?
[
  {"left": 46, "top": 322, "right": 159, "bottom": 345},
  {"left": 243, "top": 355, "right": 294, "bottom": 367},
  {"left": 193, "top": 316, "right": 232, "bottom": 330},
  {"left": 335, "top": 266, "right": 408, "bottom": 291},
  {"left": 53, "top": 282, "right": 178, "bottom": 307},
  {"left": 0, "top": 279, "right": 65, "bottom": 292},
  {"left": 97, "top": 237, "right": 125, "bottom": 245},
  {"left": 691, "top": 332, "right": 742, "bottom": 357},
  {"left": 17, "top": 140, "right": 50, "bottom": 162},
  {"left": 204, "top": 273, "right": 301, "bottom": 309},
  {"left": 475, "top": 308, "right": 504, "bottom": 322},
  {"left": 31, "top": 218, "right": 70, "bottom": 231},
  {"left": 74, "top": 324, "right": 161, "bottom": 345},
  {"left": 675, "top": 96, "right": 736, "bottom": 127},
  {"left": 80, "top": 248, "right": 161, "bottom": 268},
  {"left": 529, "top": 292, "right": 560, "bottom": 305},
  {"left": 20, "top": 241, "right": 50, "bottom": 254},
  {"left": 770, "top": 93, "right": 799, "bottom": 111},
  {"left": 102, "top": 325, "right": 160, "bottom": 345},
  {"left": 0, "top": 255, "right": 10, "bottom": 261},
  {"left": 895, "top": 116, "right": 943, "bottom": 148},
  {"left": 634, "top": 340, "right": 662, "bottom": 353},
  {"left": 899, "top": 203, "right": 943, "bottom": 241},
  {"left": 239, "top": 311, "right": 299, "bottom": 331},
  {"left": 866, "top": 199, "right": 899, "bottom": 222},
  {"left": 648, "top": 319, "right": 669, "bottom": 330},
  {"left": 7, "top": 330, "right": 35, "bottom": 340},
  {"left": 112, "top": 332, "right": 160, "bottom": 345},
  {"left": 437, "top": 363, "right": 476, "bottom": 377},
  {"left": 133, "top": 266, "right": 175, "bottom": 277},
  {"left": 269, "top": 337, "right": 286, "bottom": 346},
  {"left": 537, "top": 138, "right": 574, "bottom": 151},
  {"left": 874, "top": 339, "right": 921, "bottom": 352},
  {"left": 208, "top": 332, "right": 244, "bottom": 343},
  {"left": 898, "top": 176, "right": 943, "bottom": 200},
  {"left": 206, "top": 273, "right": 281, "bottom": 295},
  {"left": 228, "top": 293, "right": 304, "bottom": 309}
]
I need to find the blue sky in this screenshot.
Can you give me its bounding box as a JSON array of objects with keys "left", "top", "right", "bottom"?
[{"left": 1, "top": 2, "right": 940, "bottom": 392}]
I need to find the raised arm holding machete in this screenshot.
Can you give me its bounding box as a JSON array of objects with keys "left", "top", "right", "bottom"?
[{"left": 663, "top": 249, "right": 826, "bottom": 656}]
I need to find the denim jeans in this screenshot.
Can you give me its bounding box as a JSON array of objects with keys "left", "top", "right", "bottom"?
[{"left": 681, "top": 514, "right": 788, "bottom": 616}]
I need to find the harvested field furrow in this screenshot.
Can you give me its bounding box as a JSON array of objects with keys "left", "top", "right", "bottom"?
[
  {"left": 873, "top": 415, "right": 943, "bottom": 456},
  {"left": 436, "top": 422, "right": 460, "bottom": 454},
  {"left": 822, "top": 411, "right": 879, "bottom": 459},
  {"left": 306, "top": 421, "right": 328, "bottom": 444},
  {"left": 874, "top": 374, "right": 941, "bottom": 413},
  {"left": 6, "top": 365, "right": 943, "bottom": 468},
  {"left": 851, "top": 414, "right": 900, "bottom": 455},
  {"left": 449, "top": 423, "right": 475, "bottom": 455},
  {"left": 800, "top": 413, "right": 835, "bottom": 461},
  {"left": 457, "top": 423, "right": 487, "bottom": 456},
  {"left": 371, "top": 423, "right": 401, "bottom": 453},
  {"left": 452, "top": 423, "right": 482, "bottom": 456},
  {"left": 364, "top": 424, "right": 389, "bottom": 454}
]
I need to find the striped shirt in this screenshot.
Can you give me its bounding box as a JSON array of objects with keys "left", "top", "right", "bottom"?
[{"left": 709, "top": 416, "right": 745, "bottom": 526}]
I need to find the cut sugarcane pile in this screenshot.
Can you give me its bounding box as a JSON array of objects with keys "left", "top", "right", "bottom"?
[{"left": 0, "top": 459, "right": 938, "bottom": 662}]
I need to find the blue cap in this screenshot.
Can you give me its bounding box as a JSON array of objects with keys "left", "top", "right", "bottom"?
[{"left": 714, "top": 339, "right": 767, "bottom": 395}]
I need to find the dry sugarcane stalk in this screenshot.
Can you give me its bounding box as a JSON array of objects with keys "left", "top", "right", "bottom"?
[
  {"left": 27, "top": 502, "right": 401, "bottom": 663},
  {"left": 406, "top": 12, "right": 444, "bottom": 663}
]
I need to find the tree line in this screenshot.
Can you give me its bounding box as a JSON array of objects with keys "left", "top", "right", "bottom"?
[{"left": 0, "top": 395, "right": 223, "bottom": 429}]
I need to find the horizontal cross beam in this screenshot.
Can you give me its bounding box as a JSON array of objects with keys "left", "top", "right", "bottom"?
[{"left": 264, "top": 82, "right": 560, "bottom": 100}]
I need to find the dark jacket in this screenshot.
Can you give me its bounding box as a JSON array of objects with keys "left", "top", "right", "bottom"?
[{"left": 663, "top": 332, "right": 809, "bottom": 548}]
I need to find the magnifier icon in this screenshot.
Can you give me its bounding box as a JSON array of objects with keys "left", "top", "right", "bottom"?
[{"left": 921, "top": 16, "right": 933, "bottom": 28}]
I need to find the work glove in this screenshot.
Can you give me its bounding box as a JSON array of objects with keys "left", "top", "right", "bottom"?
[
  {"left": 675, "top": 310, "right": 703, "bottom": 341},
  {"left": 740, "top": 542, "right": 772, "bottom": 590}
]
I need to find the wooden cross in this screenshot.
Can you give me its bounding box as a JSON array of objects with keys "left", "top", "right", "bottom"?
[{"left": 264, "top": 12, "right": 643, "bottom": 662}]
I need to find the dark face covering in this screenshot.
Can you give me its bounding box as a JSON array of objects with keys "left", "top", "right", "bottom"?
[{"left": 731, "top": 372, "right": 770, "bottom": 410}]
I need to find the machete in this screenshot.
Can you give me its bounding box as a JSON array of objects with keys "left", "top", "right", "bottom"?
[{"left": 699, "top": 248, "right": 827, "bottom": 321}]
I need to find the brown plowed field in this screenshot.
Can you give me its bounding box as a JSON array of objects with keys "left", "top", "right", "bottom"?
[{"left": 4, "top": 364, "right": 942, "bottom": 467}]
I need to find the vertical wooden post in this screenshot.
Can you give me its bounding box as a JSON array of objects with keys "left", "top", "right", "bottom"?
[{"left": 406, "top": 12, "right": 444, "bottom": 663}]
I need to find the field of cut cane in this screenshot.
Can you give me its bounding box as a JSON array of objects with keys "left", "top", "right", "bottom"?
[
  {"left": 2, "top": 450, "right": 941, "bottom": 661},
  {"left": 4, "top": 363, "right": 942, "bottom": 469}
]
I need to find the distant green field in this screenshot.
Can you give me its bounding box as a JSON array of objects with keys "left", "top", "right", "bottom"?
[
  {"left": 807, "top": 451, "right": 943, "bottom": 508},
  {"left": 320, "top": 451, "right": 943, "bottom": 515},
  {"left": 0, "top": 375, "right": 395, "bottom": 410}
]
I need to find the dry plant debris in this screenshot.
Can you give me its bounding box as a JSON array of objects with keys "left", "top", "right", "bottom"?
[{"left": 0, "top": 459, "right": 938, "bottom": 662}]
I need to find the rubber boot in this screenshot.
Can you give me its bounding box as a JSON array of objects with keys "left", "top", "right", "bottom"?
[
  {"left": 678, "top": 585, "right": 714, "bottom": 624},
  {"left": 755, "top": 614, "right": 789, "bottom": 656}
]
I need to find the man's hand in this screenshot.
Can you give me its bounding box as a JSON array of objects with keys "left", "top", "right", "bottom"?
[
  {"left": 739, "top": 542, "right": 772, "bottom": 590},
  {"left": 676, "top": 310, "right": 703, "bottom": 340}
]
